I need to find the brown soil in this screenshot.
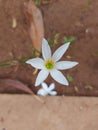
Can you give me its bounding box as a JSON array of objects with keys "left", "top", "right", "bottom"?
[{"left": 0, "top": 0, "right": 98, "bottom": 96}]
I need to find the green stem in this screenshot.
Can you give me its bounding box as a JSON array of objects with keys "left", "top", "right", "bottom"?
[
  {"left": 0, "top": 49, "right": 42, "bottom": 68},
  {"left": 0, "top": 63, "right": 12, "bottom": 68},
  {"left": 0, "top": 58, "right": 27, "bottom": 68}
]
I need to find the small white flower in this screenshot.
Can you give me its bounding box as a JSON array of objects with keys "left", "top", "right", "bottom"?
[
  {"left": 37, "top": 82, "right": 57, "bottom": 96},
  {"left": 26, "top": 38, "right": 79, "bottom": 86}
]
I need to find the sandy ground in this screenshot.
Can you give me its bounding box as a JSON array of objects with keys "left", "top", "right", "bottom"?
[{"left": 0, "top": 95, "right": 98, "bottom": 130}]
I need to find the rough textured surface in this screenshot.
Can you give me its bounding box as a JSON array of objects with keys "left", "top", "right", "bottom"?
[{"left": 0, "top": 95, "right": 98, "bottom": 130}]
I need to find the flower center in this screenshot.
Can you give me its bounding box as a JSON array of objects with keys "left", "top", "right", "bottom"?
[{"left": 45, "top": 59, "right": 54, "bottom": 70}]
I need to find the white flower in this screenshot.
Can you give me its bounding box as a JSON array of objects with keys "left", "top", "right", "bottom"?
[
  {"left": 37, "top": 82, "right": 57, "bottom": 96},
  {"left": 26, "top": 38, "right": 79, "bottom": 86}
]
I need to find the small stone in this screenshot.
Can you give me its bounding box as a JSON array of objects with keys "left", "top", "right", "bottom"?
[
  {"left": 85, "top": 85, "right": 93, "bottom": 90},
  {"left": 9, "top": 52, "right": 14, "bottom": 58},
  {"left": 33, "top": 68, "right": 38, "bottom": 75},
  {"left": 12, "top": 18, "right": 17, "bottom": 28},
  {"left": 66, "top": 55, "right": 72, "bottom": 59},
  {"left": 74, "top": 86, "right": 79, "bottom": 93},
  {"left": 85, "top": 29, "right": 89, "bottom": 33}
]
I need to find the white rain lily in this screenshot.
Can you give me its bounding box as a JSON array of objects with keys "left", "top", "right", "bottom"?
[
  {"left": 37, "top": 82, "right": 57, "bottom": 96},
  {"left": 26, "top": 38, "right": 79, "bottom": 86}
]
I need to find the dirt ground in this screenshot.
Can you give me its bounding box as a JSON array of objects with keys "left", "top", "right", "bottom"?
[{"left": 0, "top": 0, "right": 98, "bottom": 96}]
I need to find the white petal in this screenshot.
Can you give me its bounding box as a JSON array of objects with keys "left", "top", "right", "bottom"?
[
  {"left": 50, "top": 69, "right": 69, "bottom": 86},
  {"left": 42, "top": 38, "right": 51, "bottom": 60},
  {"left": 52, "top": 42, "right": 70, "bottom": 62},
  {"left": 37, "top": 89, "right": 48, "bottom": 96},
  {"left": 49, "top": 91, "right": 57, "bottom": 96},
  {"left": 35, "top": 70, "right": 49, "bottom": 86},
  {"left": 26, "top": 58, "right": 44, "bottom": 69},
  {"left": 41, "top": 82, "right": 48, "bottom": 90},
  {"left": 55, "top": 61, "right": 79, "bottom": 70},
  {"left": 48, "top": 83, "right": 55, "bottom": 91}
]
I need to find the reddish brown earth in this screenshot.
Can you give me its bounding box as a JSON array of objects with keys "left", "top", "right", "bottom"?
[{"left": 0, "top": 0, "right": 98, "bottom": 96}]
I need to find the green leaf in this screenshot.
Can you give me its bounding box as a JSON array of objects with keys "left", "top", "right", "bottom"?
[
  {"left": 63, "top": 36, "right": 76, "bottom": 44},
  {"left": 95, "top": 51, "right": 98, "bottom": 56},
  {"left": 34, "top": 0, "right": 41, "bottom": 6},
  {"left": 86, "top": 0, "right": 91, "bottom": 10},
  {"left": 47, "top": 33, "right": 60, "bottom": 47},
  {"left": 67, "top": 75, "right": 73, "bottom": 82},
  {"left": 0, "top": 63, "right": 12, "bottom": 68}
]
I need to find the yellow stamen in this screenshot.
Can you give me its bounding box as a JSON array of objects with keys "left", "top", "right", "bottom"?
[{"left": 45, "top": 59, "right": 54, "bottom": 70}]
